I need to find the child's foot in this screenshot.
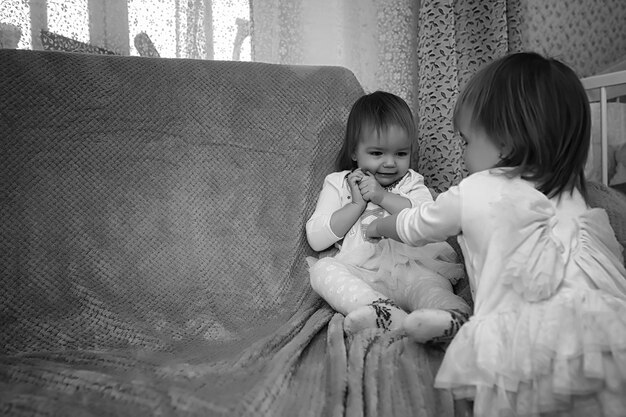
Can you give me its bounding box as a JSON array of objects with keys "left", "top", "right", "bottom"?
[
  {"left": 403, "top": 308, "right": 469, "bottom": 344},
  {"left": 344, "top": 298, "right": 407, "bottom": 334}
]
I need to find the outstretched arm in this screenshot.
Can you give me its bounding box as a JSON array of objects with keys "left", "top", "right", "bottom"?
[
  {"left": 365, "top": 185, "right": 462, "bottom": 245},
  {"left": 366, "top": 214, "right": 402, "bottom": 241}
]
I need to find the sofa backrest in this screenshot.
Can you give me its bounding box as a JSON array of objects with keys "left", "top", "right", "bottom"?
[{"left": 0, "top": 50, "right": 363, "bottom": 351}]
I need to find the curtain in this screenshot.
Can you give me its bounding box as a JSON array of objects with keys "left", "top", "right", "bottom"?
[
  {"left": 0, "top": 0, "right": 249, "bottom": 59},
  {"left": 416, "top": 0, "right": 508, "bottom": 191},
  {"left": 248, "top": 0, "right": 513, "bottom": 191},
  {"left": 250, "top": 0, "right": 420, "bottom": 108},
  {"left": 3, "top": 1, "right": 626, "bottom": 191},
  {"left": 1, "top": 0, "right": 512, "bottom": 191},
  {"left": 414, "top": 0, "right": 626, "bottom": 191}
]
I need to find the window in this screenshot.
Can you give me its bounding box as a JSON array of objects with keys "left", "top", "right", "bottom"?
[
  {"left": 48, "top": 0, "right": 89, "bottom": 44},
  {"left": 0, "top": 0, "right": 251, "bottom": 60},
  {"left": 0, "top": 0, "right": 30, "bottom": 50}
]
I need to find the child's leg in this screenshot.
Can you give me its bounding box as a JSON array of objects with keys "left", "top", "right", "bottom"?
[
  {"left": 402, "top": 274, "right": 471, "bottom": 344},
  {"left": 309, "top": 257, "right": 407, "bottom": 332}
]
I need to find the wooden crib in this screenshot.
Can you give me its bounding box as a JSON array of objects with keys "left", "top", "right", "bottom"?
[{"left": 581, "top": 66, "right": 626, "bottom": 190}]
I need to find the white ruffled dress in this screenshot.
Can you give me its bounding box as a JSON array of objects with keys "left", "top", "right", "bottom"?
[{"left": 397, "top": 170, "right": 626, "bottom": 417}]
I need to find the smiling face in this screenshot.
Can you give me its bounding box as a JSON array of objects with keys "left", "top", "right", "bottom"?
[
  {"left": 352, "top": 124, "right": 411, "bottom": 186},
  {"left": 456, "top": 108, "right": 502, "bottom": 175}
]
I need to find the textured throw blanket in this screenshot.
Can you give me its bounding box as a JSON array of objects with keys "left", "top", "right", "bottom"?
[{"left": 0, "top": 50, "right": 453, "bottom": 416}]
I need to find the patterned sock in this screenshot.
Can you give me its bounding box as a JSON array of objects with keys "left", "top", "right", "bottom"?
[
  {"left": 402, "top": 308, "right": 469, "bottom": 344},
  {"left": 344, "top": 298, "right": 407, "bottom": 334}
]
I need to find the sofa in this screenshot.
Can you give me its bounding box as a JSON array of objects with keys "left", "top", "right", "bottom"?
[{"left": 1, "top": 49, "right": 626, "bottom": 417}]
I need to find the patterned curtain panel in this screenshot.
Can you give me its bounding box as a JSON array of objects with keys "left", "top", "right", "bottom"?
[{"left": 416, "top": 0, "right": 508, "bottom": 192}]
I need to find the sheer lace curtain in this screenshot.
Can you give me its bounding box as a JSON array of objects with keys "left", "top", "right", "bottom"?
[
  {"left": 251, "top": 0, "right": 419, "bottom": 106},
  {"left": 0, "top": 0, "right": 250, "bottom": 59},
  {"left": 0, "top": 1, "right": 415, "bottom": 91}
]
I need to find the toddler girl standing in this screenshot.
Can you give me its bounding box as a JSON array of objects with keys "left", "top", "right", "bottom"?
[
  {"left": 306, "top": 91, "right": 471, "bottom": 341},
  {"left": 367, "top": 52, "right": 626, "bottom": 416}
]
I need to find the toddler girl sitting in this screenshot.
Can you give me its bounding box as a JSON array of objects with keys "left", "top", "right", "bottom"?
[{"left": 306, "top": 91, "right": 471, "bottom": 342}]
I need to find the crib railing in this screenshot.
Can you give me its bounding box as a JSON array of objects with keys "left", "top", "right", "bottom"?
[{"left": 581, "top": 69, "right": 626, "bottom": 185}]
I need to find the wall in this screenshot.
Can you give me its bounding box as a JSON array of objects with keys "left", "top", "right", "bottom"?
[{"left": 507, "top": 0, "right": 626, "bottom": 77}]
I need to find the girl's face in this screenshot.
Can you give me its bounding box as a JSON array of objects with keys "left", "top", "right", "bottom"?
[
  {"left": 456, "top": 109, "right": 502, "bottom": 174},
  {"left": 352, "top": 124, "right": 411, "bottom": 187}
]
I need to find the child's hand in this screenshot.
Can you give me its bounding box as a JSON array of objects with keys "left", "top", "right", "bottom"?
[
  {"left": 365, "top": 218, "right": 382, "bottom": 242},
  {"left": 358, "top": 172, "right": 385, "bottom": 205},
  {"left": 347, "top": 169, "right": 366, "bottom": 208}
]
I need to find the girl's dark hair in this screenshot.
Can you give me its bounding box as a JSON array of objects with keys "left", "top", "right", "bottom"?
[
  {"left": 453, "top": 52, "right": 591, "bottom": 200},
  {"left": 335, "top": 91, "right": 416, "bottom": 171}
]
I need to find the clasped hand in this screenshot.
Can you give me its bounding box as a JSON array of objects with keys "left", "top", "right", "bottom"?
[
  {"left": 347, "top": 168, "right": 385, "bottom": 206},
  {"left": 347, "top": 169, "right": 384, "bottom": 242},
  {"left": 364, "top": 218, "right": 382, "bottom": 241}
]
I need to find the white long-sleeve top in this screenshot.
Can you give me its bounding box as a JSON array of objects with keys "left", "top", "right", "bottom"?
[
  {"left": 393, "top": 168, "right": 626, "bottom": 416},
  {"left": 306, "top": 169, "right": 433, "bottom": 253},
  {"left": 395, "top": 168, "right": 626, "bottom": 313}
]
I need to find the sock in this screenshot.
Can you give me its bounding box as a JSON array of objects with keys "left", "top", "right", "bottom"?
[
  {"left": 344, "top": 298, "right": 407, "bottom": 334},
  {"left": 402, "top": 308, "right": 469, "bottom": 344}
]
